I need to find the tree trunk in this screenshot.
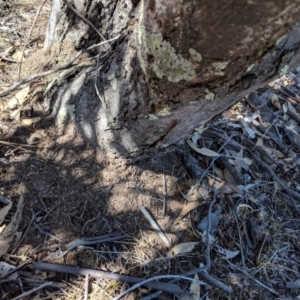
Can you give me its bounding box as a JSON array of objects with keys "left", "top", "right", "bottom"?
[{"left": 42, "top": 0, "right": 300, "bottom": 155}]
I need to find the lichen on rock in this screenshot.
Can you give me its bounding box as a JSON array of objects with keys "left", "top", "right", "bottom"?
[
  {"left": 189, "top": 48, "right": 202, "bottom": 62},
  {"left": 139, "top": 29, "right": 195, "bottom": 83}
]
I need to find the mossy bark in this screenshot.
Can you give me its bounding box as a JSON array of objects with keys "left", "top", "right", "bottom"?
[{"left": 44, "top": 0, "right": 300, "bottom": 155}]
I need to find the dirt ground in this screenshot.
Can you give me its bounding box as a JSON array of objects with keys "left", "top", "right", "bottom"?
[
  {"left": 0, "top": 2, "right": 206, "bottom": 298},
  {"left": 2, "top": 1, "right": 300, "bottom": 300}
]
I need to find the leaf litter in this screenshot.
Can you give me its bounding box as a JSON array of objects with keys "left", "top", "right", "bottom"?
[{"left": 175, "top": 68, "right": 300, "bottom": 299}]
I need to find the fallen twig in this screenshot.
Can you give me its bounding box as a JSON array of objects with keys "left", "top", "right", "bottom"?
[
  {"left": 11, "top": 281, "right": 53, "bottom": 300},
  {"left": 195, "top": 190, "right": 233, "bottom": 293},
  {"left": 0, "top": 139, "right": 34, "bottom": 147},
  {"left": 31, "top": 232, "right": 127, "bottom": 255},
  {"left": 140, "top": 206, "right": 171, "bottom": 247},
  {"left": 33, "top": 262, "right": 187, "bottom": 295},
  {"left": 94, "top": 52, "right": 107, "bottom": 107},
  {"left": 161, "top": 173, "right": 167, "bottom": 217},
  {"left": 113, "top": 275, "right": 206, "bottom": 300},
  {"left": 140, "top": 266, "right": 209, "bottom": 300},
  {"left": 205, "top": 188, "right": 217, "bottom": 270},
  {"left": 198, "top": 270, "right": 232, "bottom": 293},
  {"left": 33, "top": 222, "right": 63, "bottom": 244},
  {"left": 84, "top": 273, "right": 89, "bottom": 300},
  {"left": 176, "top": 201, "right": 201, "bottom": 220},
  {"left": 11, "top": 209, "right": 36, "bottom": 254},
  {"left": 234, "top": 214, "right": 246, "bottom": 267},
  {"left": 65, "top": 233, "right": 128, "bottom": 250}
]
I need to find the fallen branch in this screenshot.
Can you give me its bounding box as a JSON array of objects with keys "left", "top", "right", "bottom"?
[{"left": 33, "top": 262, "right": 188, "bottom": 295}]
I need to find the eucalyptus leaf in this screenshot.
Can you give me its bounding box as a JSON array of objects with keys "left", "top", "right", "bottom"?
[{"left": 187, "top": 140, "right": 219, "bottom": 157}]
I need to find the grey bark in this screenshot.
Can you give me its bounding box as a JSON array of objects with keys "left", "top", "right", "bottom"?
[{"left": 43, "top": 0, "right": 300, "bottom": 155}]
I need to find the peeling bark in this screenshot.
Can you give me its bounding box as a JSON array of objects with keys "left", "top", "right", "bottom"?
[{"left": 43, "top": 0, "right": 300, "bottom": 155}]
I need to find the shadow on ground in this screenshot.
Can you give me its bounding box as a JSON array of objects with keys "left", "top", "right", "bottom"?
[{"left": 0, "top": 110, "right": 202, "bottom": 298}]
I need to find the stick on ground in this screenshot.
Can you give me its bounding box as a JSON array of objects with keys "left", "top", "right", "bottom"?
[{"left": 140, "top": 206, "right": 171, "bottom": 247}]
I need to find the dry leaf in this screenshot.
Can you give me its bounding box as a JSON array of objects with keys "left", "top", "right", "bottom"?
[
  {"left": 209, "top": 178, "right": 225, "bottom": 190},
  {"left": 188, "top": 188, "right": 202, "bottom": 201},
  {"left": 10, "top": 107, "right": 21, "bottom": 121},
  {"left": 217, "top": 247, "right": 240, "bottom": 260},
  {"left": 177, "top": 201, "right": 201, "bottom": 219},
  {"left": 0, "top": 225, "right": 5, "bottom": 234},
  {"left": 198, "top": 205, "right": 222, "bottom": 234},
  {"left": 166, "top": 242, "right": 198, "bottom": 257},
  {"left": 240, "top": 119, "right": 256, "bottom": 138},
  {"left": 7, "top": 86, "right": 30, "bottom": 109},
  {"left": 214, "top": 167, "right": 224, "bottom": 179},
  {"left": 287, "top": 101, "right": 297, "bottom": 114},
  {"left": 191, "top": 133, "right": 201, "bottom": 144},
  {"left": 187, "top": 140, "right": 219, "bottom": 157},
  {"left": 271, "top": 93, "right": 281, "bottom": 109},
  {"left": 179, "top": 273, "right": 204, "bottom": 300},
  {"left": 0, "top": 194, "right": 24, "bottom": 257},
  {"left": 256, "top": 138, "right": 272, "bottom": 156},
  {"left": 256, "top": 138, "right": 264, "bottom": 147},
  {"left": 223, "top": 168, "right": 242, "bottom": 194},
  {"left": 197, "top": 185, "right": 210, "bottom": 199},
  {"left": 258, "top": 89, "right": 272, "bottom": 106},
  {"left": 189, "top": 273, "right": 201, "bottom": 299},
  {"left": 0, "top": 261, "right": 18, "bottom": 280},
  {"left": 22, "top": 117, "right": 42, "bottom": 126},
  {"left": 219, "top": 184, "right": 234, "bottom": 194},
  {"left": 243, "top": 157, "right": 253, "bottom": 165}
]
